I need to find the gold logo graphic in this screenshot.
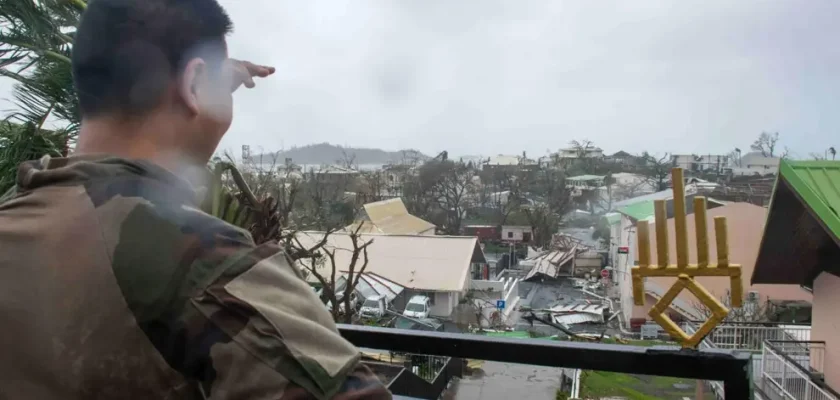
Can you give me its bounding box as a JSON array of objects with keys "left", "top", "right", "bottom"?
[{"left": 631, "top": 168, "right": 743, "bottom": 348}]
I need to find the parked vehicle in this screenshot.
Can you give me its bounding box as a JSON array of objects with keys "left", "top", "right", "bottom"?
[
  {"left": 394, "top": 316, "right": 444, "bottom": 331},
  {"left": 403, "top": 295, "right": 431, "bottom": 319},
  {"left": 326, "top": 292, "right": 360, "bottom": 314},
  {"left": 360, "top": 295, "right": 387, "bottom": 318}
]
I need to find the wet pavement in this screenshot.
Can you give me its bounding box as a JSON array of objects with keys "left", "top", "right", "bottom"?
[{"left": 453, "top": 361, "right": 564, "bottom": 400}]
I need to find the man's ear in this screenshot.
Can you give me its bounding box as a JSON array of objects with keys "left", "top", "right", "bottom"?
[{"left": 179, "top": 58, "right": 207, "bottom": 116}]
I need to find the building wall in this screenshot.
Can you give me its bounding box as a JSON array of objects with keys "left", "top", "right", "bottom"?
[
  {"left": 812, "top": 272, "right": 840, "bottom": 390},
  {"left": 501, "top": 226, "right": 532, "bottom": 242},
  {"left": 627, "top": 203, "right": 812, "bottom": 324},
  {"left": 672, "top": 154, "right": 728, "bottom": 171},
  {"left": 430, "top": 291, "right": 454, "bottom": 317},
  {"left": 616, "top": 215, "right": 639, "bottom": 327}
]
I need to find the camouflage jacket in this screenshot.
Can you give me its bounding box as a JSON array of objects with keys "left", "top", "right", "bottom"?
[{"left": 0, "top": 155, "right": 391, "bottom": 400}]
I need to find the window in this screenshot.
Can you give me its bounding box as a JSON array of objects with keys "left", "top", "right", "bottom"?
[
  {"left": 507, "top": 231, "right": 513, "bottom": 238},
  {"left": 405, "top": 303, "right": 425, "bottom": 312}
]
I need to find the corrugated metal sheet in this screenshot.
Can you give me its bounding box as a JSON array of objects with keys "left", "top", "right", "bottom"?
[
  {"left": 552, "top": 313, "right": 603, "bottom": 325},
  {"left": 351, "top": 273, "right": 405, "bottom": 303},
  {"left": 782, "top": 160, "right": 840, "bottom": 241},
  {"left": 522, "top": 248, "right": 577, "bottom": 280},
  {"left": 346, "top": 198, "right": 436, "bottom": 235},
  {"left": 548, "top": 302, "right": 608, "bottom": 314}
]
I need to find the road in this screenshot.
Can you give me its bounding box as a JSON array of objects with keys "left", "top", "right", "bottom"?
[{"left": 452, "top": 361, "right": 564, "bottom": 400}]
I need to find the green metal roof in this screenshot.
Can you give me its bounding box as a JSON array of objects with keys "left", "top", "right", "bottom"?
[
  {"left": 752, "top": 159, "right": 840, "bottom": 286},
  {"left": 604, "top": 213, "right": 622, "bottom": 225},
  {"left": 617, "top": 201, "right": 655, "bottom": 222},
  {"left": 779, "top": 160, "right": 840, "bottom": 241}
]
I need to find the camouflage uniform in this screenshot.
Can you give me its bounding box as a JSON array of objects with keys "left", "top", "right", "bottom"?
[{"left": 0, "top": 155, "right": 391, "bottom": 400}]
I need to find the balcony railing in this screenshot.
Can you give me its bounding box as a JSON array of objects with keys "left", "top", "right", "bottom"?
[
  {"left": 759, "top": 340, "right": 839, "bottom": 400},
  {"left": 685, "top": 321, "right": 811, "bottom": 352},
  {"left": 338, "top": 324, "right": 753, "bottom": 399},
  {"left": 685, "top": 322, "right": 814, "bottom": 399}
]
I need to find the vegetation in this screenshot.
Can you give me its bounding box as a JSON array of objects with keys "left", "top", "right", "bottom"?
[
  {"left": 0, "top": 0, "right": 84, "bottom": 193},
  {"left": 751, "top": 132, "right": 780, "bottom": 157},
  {"left": 579, "top": 370, "right": 710, "bottom": 400}
]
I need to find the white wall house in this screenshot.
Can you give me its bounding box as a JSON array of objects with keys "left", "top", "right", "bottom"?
[
  {"left": 671, "top": 154, "right": 729, "bottom": 172},
  {"left": 729, "top": 151, "right": 780, "bottom": 176},
  {"left": 501, "top": 225, "right": 533, "bottom": 243},
  {"left": 610, "top": 173, "right": 657, "bottom": 198},
  {"left": 295, "top": 232, "right": 487, "bottom": 318},
  {"left": 556, "top": 147, "right": 605, "bottom": 159}
]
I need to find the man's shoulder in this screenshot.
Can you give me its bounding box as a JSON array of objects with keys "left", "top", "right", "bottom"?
[{"left": 84, "top": 171, "right": 253, "bottom": 249}]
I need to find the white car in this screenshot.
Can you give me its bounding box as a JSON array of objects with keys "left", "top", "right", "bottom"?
[
  {"left": 402, "top": 295, "right": 431, "bottom": 319},
  {"left": 360, "top": 295, "right": 387, "bottom": 318}
]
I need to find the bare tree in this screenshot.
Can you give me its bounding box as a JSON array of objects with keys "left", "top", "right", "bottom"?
[
  {"left": 750, "top": 132, "right": 780, "bottom": 157},
  {"left": 522, "top": 168, "right": 572, "bottom": 248},
  {"left": 358, "top": 170, "right": 388, "bottom": 204},
  {"left": 402, "top": 157, "right": 477, "bottom": 234},
  {"left": 486, "top": 170, "right": 525, "bottom": 225},
  {"left": 337, "top": 148, "right": 358, "bottom": 170},
  {"left": 613, "top": 178, "right": 652, "bottom": 201},
  {"left": 640, "top": 152, "right": 672, "bottom": 191},
  {"left": 568, "top": 139, "right": 597, "bottom": 173},
  {"left": 296, "top": 223, "right": 374, "bottom": 323},
  {"left": 693, "top": 293, "right": 770, "bottom": 323},
  {"left": 727, "top": 148, "right": 742, "bottom": 168},
  {"left": 434, "top": 161, "right": 475, "bottom": 235},
  {"left": 595, "top": 173, "right": 615, "bottom": 212},
  {"left": 297, "top": 168, "right": 355, "bottom": 230},
  {"left": 830, "top": 146, "right": 837, "bottom": 160}
]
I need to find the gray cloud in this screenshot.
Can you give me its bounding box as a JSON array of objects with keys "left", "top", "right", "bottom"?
[{"left": 5, "top": 1, "right": 838, "bottom": 160}]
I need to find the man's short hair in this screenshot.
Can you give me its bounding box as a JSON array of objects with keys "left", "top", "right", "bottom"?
[{"left": 72, "top": 0, "right": 233, "bottom": 118}]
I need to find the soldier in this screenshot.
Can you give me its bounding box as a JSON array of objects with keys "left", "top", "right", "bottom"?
[{"left": 0, "top": 0, "right": 391, "bottom": 399}]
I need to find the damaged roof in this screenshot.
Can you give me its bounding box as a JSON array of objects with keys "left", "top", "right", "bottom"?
[{"left": 346, "top": 198, "right": 436, "bottom": 235}]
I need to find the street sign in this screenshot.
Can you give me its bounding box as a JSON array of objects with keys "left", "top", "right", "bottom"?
[
  {"left": 601, "top": 269, "right": 610, "bottom": 278},
  {"left": 496, "top": 299, "right": 506, "bottom": 310},
  {"left": 618, "top": 246, "right": 629, "bottom": 254}
]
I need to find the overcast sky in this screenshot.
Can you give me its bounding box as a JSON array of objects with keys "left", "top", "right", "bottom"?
[{"left": 3, "top": 0, "right": 839, "bottom": 159}]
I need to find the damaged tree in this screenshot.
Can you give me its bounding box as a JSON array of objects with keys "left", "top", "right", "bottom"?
[{"left": 296, "top": 223, "right": 375, "bottom": 323}]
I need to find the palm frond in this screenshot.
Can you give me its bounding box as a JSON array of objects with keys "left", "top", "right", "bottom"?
[
  {"left": 0, "top": 0, "right": 81, "bottom": 185},
  {"left": 0, "top": 120, "right": 66, "bottom": 193},
  {"left": 0, "top": 0, "right": 78, "bottom": 68}
]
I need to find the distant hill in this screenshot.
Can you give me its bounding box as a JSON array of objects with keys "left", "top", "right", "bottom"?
[{"left": 252, "top": 143, "right": 429, "bottom": 166}]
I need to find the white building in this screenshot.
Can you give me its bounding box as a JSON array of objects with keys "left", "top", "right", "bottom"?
[
  {"left": 671, "top": 154, "right": 729, "bottom": 173},
  {"left": 556, "top": 147, "right": 605, "bottom": 160},
  {"left": 501, "top": 225, "right": 533, "bottom": 243},
  {"left": 610, "top": 173, "right": 657, "bottom": 198},
  {"left": 566, "top": 175, "right": 605, "bottom": 190},
  {"left": 295, "top": 232, "right": 488, "bottom": 318},
  {"left": 729, "top": 151, "right": 780, "bottom": 176}
]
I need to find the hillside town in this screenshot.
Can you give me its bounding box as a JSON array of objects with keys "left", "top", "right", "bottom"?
[{"left": 223, "top": 138, "right": 837, "bottom": 400}]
